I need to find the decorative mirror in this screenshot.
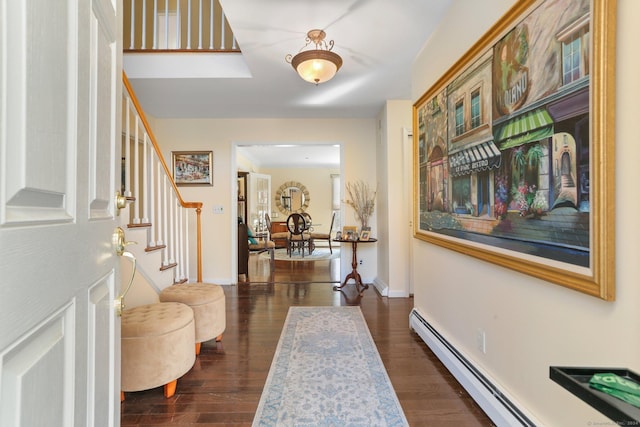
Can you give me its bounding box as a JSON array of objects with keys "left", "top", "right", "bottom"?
[{"left": 275, "top": 181, "right": 310, "bottom": 216}]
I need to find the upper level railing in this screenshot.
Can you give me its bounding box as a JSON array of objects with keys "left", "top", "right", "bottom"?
[
  {"left": 124, "top": 0, "right": 239, "bottom": 52},
  {"left": 122, "top": 72, "right": 204, "bottom": 283}
]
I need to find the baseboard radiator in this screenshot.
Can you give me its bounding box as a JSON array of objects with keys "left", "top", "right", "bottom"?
[{"left": 409, "top": 309, "right": 536, "bottom": 427}]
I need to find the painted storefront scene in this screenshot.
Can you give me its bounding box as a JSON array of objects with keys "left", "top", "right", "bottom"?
[{"left": 417, "top": 0, "right": 590, "bottom": 267}]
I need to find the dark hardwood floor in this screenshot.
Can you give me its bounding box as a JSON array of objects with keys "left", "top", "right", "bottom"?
[{"left": 121, "top": 248, "right": 494, "bottom": 426}]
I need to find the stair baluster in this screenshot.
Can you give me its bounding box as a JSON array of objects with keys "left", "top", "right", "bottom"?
[{"left": 121, "top": 72, "right": 203, "bottom": 289}]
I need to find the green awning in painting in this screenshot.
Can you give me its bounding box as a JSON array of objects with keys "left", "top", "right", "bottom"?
[{"left": 496, "top": 108, "right": 554, "bottom": 150}]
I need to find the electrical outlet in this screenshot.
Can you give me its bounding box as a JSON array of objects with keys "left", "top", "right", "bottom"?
[
  {"left": 476, "top": 329, "right": 486, "bottom": 354},
  {"left": 359, "top": 259, "right": 363, "bottom": 265},
  {"left": 213, "top": 205, "right": 224, "bottom": 214}
]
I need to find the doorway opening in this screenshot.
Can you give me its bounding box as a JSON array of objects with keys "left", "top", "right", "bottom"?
[{"left": 235, "top": 144, "right": 342, "bottom": 283}]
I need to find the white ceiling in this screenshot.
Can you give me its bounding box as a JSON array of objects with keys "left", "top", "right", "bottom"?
[
  {"left": 125, "top": 0, "right": 454, "bottom": 166},
  {"left": 237, "top": 144, "right": 341, "bottom": 169}
]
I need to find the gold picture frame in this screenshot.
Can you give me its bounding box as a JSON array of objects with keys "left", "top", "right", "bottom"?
[
  {"left": 413, "top": 0, "right": 615, "bottom": 300},
  {"left": 342, "top": 226, "right": 358, "bottom": 241}
]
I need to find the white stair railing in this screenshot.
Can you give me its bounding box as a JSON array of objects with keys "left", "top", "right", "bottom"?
[
  {"left": 124, "top": 0, "right": 239, "bottom": 52},
  {"left": 121, "top": 72, "right": 203, "bottom": 286}
]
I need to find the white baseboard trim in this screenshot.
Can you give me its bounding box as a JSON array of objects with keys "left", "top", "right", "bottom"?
[
  {"left": 387, "top": 289, "right": 409, "bottom": 298},
  {"left": 372, "top": 278, "right": 388, "bottom": 296},
  {"left": 372, "top": 278, "right": 410, "bottom": 298},
  {"left": 409, "top": 309, "right": 536, "bottom": 427},
  {"left": 200, "top": 277, "right": 234, "bottom": 286}
]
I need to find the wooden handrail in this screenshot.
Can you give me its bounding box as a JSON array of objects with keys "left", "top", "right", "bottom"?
[{"left": 122, "top": 71, "right": 204, "bottom": 281}]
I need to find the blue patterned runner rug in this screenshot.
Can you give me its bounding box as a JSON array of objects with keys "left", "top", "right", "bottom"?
[{"left": 252, "top": 306, "right": 409, "bottom": 426}]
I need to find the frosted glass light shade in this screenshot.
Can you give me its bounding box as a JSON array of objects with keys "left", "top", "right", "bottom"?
[{"left": 290, "top": 50, "right": 342, "bottom": 84}]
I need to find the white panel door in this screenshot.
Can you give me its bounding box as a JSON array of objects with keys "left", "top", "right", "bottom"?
[
  {"left": 248, "top": 173, "right": 271, "bottom": 233},
  {"left": 0, "top": 0, "right": 122, "bottom": 426}
]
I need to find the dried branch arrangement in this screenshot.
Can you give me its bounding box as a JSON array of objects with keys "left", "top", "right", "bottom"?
[{"left": 345, "top": 180, "right": 377, "bottom": 230}]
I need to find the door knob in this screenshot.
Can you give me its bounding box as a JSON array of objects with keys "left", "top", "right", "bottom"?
[{"left": 113, "top": 226, "right": 137, "bottom": 256}]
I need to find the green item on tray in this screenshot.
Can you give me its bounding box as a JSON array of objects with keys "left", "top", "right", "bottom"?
[{"left": 589, "top": 372, "right": 640, "bottom": 409}]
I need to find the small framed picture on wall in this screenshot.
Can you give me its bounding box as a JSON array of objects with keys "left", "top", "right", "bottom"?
[{"left": 172, "top": 151, "right": 213, "bottom": 186}]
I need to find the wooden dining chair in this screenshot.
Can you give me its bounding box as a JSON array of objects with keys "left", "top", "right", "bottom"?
[
  {"left": 300, "top": 212, "right": 312, "bottom": 230},
  {"left": 266, "top": 213, "right": 288, "bottom": 244},
  {"left": 286, "top": 213, "right": 312, "bottom": 257},
  {"left": 310, "top": 212, "right": 336, "bottom": 253}
]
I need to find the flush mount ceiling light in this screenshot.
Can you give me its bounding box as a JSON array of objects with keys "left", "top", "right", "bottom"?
[{"left": 286, "top": 29, "right": 343, "bottom": 85}]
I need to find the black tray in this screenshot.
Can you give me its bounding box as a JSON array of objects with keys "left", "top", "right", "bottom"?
[{"left": 550, "top": 366, "right": 640, "bottom": 423}]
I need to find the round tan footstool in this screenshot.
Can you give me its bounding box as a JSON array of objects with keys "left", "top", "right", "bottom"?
[
  {"left": 121, "top": 302, "right": 195, "bottom": 400},
  {"left": 159, "top": 283, "right": 226, "bottom": 355}
]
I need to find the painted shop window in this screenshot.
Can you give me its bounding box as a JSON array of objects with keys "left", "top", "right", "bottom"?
[
  {"left": 561, "top": 26, "right": 589, "bottom": 85},
  {"left": 452, "top": 176, "right": 471, "bottom": 214},
  {"left": 455, "top": 101, "right": 464, "bottom": 136},
  {"left": 471, "top": 90, "right": 481, "bottom": 129}
]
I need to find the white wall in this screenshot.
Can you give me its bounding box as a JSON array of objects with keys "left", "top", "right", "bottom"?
[
  {"left": 376, "top": 100, "right": 413, "bottom": 297},
  {"left": 152, "top": 118, "right": 377, "bottom": 284},
  {"left": 412, "top": 0, "right": 640, "bottom": 425}
]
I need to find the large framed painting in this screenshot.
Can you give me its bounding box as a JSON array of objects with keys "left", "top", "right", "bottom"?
[{"left": 413, "top": 0, "right": 616, "bottom": 300}]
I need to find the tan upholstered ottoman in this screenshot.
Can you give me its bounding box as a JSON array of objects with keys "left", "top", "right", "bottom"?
[
  {"left": 121, "top": 302, "right": 195, "bottom": 399},
  {"left": 159, "top": 283, "right": 226, "bottom": 355}
]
